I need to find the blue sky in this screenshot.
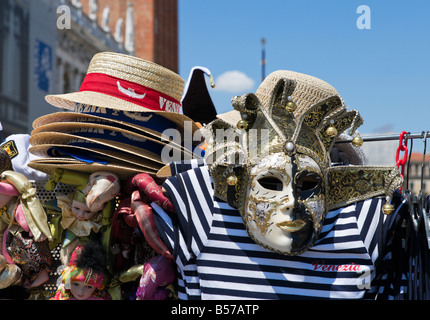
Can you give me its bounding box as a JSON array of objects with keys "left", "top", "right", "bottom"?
[{"left": 177, "top": 0, "right": 430, "bottom": 138}]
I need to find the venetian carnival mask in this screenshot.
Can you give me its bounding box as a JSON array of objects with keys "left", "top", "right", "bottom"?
[
  {"left": 245, "top": 152, "right": 325, "bottom": 254},
  {"left": 203, "top": 71, "right": 403, "bottom": 255}
]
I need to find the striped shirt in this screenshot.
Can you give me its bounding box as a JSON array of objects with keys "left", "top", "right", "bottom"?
[{"left": 152, "top": 160, "right": 406, "bottom": 300}]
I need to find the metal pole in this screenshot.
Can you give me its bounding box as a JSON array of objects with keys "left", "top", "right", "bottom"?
[{"left": 335, "top": 131, "right": 430, "bottom": 144}]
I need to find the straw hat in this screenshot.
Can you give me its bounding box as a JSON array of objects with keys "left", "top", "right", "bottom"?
[
  {"left": 31, "top": 121, "right": 194, "bottom": 157},
  {"left": 32, "top": 109, "right": 192, "bottom": 142},
  {"left": 29, "top": 144, "right": 160, "bottom": 172},
  {"left": 47, "top": 52, "right": 182, "bottom": 112},
  {"left": 44, "top": 51, "right": 200, "bottom": 138},
  {"left": 27, "top": 128, "right": 174, "bottom": 179},
  {"left": 29, "top": 131, "right": 164, "bottom": 165}
]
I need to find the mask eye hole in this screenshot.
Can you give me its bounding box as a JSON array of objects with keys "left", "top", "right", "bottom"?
[
  {"left": 257, "top": 176, "right": 283, "bottom": 191},
  {"left": 295, "top": 171, "right": 321, "bottom": 198}
]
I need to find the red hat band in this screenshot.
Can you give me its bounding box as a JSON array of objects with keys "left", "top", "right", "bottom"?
[{"left": 79, "top": 73, "right": 182, "bottom": 113}]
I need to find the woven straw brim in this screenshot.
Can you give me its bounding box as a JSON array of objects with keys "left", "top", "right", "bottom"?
[
  {"left": 31, "top": 121, "right": 193, "bottom": 156},
  {"left": 32, "top": 112, "right": 188, "bottom": 142},
  {"left": 28, "top": 158, "right": 148, "bottom": 180},
  {"left": 44, "top": 92, "right": 199, "bottom": 133},
  {"left": 217, "top": 70, "right": 340, "bottom": 126},
  {"left": 29, "top": 144, "right": 160, "bottom": 172},
  {"left": 29, "top": 131, "right": 164, "bottom": 165}
]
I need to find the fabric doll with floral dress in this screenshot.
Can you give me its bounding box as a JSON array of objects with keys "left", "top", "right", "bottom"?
[{"left": 51, "top": 240, "right": 110, "bottom": 300}]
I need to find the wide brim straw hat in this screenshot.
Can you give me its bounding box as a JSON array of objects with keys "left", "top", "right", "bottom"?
[
  {"left": 28, "top": 130, "right": 167, "bottom": 179},
  {"left": 44, "top": 52, "right": 199, "bottom": 133},
  {"left": 29, "top": 131, "right": 164, "bottom": 165},
  {"left": 29, "top": 144, "right": 160, "bottom": 173},
  {"left": 31, "top": 121, "right": 194, "bottom": 157},
  {"left": 32, "top": 111, "right": 192, "bottom": 144}
]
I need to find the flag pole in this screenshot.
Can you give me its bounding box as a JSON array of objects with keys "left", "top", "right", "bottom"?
[{"left": 261, "top": 38, "right": 266, "bottom": 82}]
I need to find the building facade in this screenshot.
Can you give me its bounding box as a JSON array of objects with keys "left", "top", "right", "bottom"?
[
  {"left": 0, "top": 0, "right": 31, "bottom": 137},
  {"left": 405, "top": 153, "right": 430, "bottom": 195},
  {"left": 78, "top": 0, "right": 178, "bottom": 72},
  {"left": 0, "top": 0, "right": 178, "bottom": 138}
]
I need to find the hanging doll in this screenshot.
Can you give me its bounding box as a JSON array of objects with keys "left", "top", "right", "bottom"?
[
  {"left": 44, "top": 168, "right": 120, "bottom": 260},
  {"left": 109, "top": 172, "right": 174, "bottom": 271},
  {"left": 135, "top": 254, "right": 176, "bottom": 300},
  {"left": 51, "top": 240, "right": 110, "bottom": 300},
  {"left": 109, "top": 173, "right": 177, "bottom": 299},
  {"left": 0, "top": 165, "right": 53, "bottom": 289}
]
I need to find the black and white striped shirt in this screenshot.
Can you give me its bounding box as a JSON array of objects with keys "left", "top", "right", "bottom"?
[{"left": 152, "top": 160, "right": 406, "bottom": 300}]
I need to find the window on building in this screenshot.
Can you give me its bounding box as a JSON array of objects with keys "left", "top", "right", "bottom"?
[{"left": 0, "top": 0, "right": 29, "bottom": 137}]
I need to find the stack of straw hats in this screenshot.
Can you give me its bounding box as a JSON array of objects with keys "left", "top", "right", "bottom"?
[{"left": 28, "top": 52, "right": 202, "bottom": 180}]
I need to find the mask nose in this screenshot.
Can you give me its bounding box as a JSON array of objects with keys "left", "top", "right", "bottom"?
[
  {"left": 276, "top": 194, "right": 310, "bottom": 221},
  {"left": 292, "top": 200, "right": 314, "bottom": 224},
  {"left": 275, "top": 194, "right": 297, "bottom": 220},
  {"left": 276, "top": 192, "right": 295, "bottom": 210}
]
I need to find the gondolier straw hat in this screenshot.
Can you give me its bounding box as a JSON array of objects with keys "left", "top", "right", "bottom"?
[{"left": 44, "top": 51, "right": 196, "bottom": 129}]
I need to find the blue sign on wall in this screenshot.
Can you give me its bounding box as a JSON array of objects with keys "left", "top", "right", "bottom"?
[{"left": 34, "top": 39, "right": 52, "bottom": 93}]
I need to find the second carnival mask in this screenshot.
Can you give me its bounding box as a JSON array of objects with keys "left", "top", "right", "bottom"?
[{"left": 203, "top": 72, "right": 403, "bottom": 256}]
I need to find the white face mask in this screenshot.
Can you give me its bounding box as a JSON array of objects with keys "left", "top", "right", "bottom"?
[{"left": 244, "top": 152, "right": 325, "bottom": 255}]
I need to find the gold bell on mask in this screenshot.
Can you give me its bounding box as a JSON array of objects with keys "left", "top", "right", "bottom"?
[
  {"left": 285, "top": 98, "right": 297, "bottom": 113},
  {"left": 382, "top": 197, "right": 395, "bottom": 215},
  {"left": 352, "top": 133, "right": 364, "bottom": 147},
  {"left": 236, "top": 120, "right": 248, "bottom": 130},
  {"left": 326, "top": 120, "right": 338, "bottom": 137},
  {"left": 226, "top": 175, "right": 238, "bottom": 186}
]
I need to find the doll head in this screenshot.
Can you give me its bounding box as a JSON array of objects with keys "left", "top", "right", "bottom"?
[
  {"left": 71, "top": 171, "right": 120, "bottom": 221},
  {"left": 71, "top": 189, "right": 96, "bottom": 221},
  {"left": 83, "top": 171, "right": 120, "bottom": 212},
  {"left": 60, "top": 241, "right": 106, "bottom": 300}
]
